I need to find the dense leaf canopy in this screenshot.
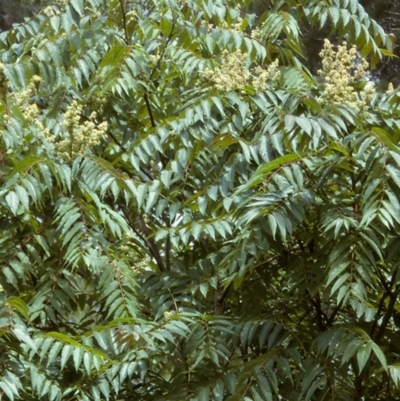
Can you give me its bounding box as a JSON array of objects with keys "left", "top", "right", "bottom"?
[{"left": 0, "top": 0, "right": 399, "bottom": 400}]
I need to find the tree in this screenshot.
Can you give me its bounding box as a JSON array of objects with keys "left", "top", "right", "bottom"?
[{"left": 0, "top": 0, "right": 399, "bottom": 400}]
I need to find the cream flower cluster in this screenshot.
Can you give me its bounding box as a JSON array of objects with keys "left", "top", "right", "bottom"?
[
  {"left": 52, "top": 0, "right": 69, "bottom": 9},
  {"left": 9, "top": 75, "right": 42, "bottom": 106},
  {"left": 202, "top": 49, "right": 280, "bottom": 93},
  {"left": 2, "top": 73, "right": 107, "bottom": 161},
  {"left": 318, "top": 39, "right": 374, "bottom": 108},
  {"left": 253, "top": 61, "right": 280, "bottom": 93},
  {"left": 221, "top": 15, "right": 243, "bottom": 31},
  {"left": 7, "top": 75, "right": 52, "bottom": 138},
  {"left": 203, "top": 6, "right": 243, "bottom": 32},
  {"left": 251, "top": 27, "right": 261, "bottom": 40},
  {"left": 45, "top": 100, "right": 108, "bottom": 162},
  {"left": 54, "top": 0, "right": 69, "bottom": 5},
  {"left": 126, "top": 10, "right": 138, "bottom": 21},
  {"left": 43, "top": 6, "right": 57, "bottom": 16}
]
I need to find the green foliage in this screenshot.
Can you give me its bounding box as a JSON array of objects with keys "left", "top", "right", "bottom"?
[{"left": 0, "top": 0, "right": 398, "bottom": 400}]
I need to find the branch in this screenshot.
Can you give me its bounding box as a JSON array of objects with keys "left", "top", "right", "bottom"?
[
  {"left": 375, "top": 292, "right": 397, "bottom": 343},
  {"left": 118, "top": 0, "right": 129, "bottom": 43},
  {"left": 121, "top": 208, "right": 166, "bottom": 272},
  {"left": 306, "top": 289, "right": 327, "bottom": 331},
  {"left": 165, "top": 234, "right": 171, "bottom": 271},
  {"left": 213, "top": 281, "right": 231, "bottom": 315},
  {"left": 106, "top": 129, "right": 126, "bottom": 152},
  {"left": 327, "top": 304, "right": 340, "bottom": 326},
  {"left": 143, "top": 93, "right": 156, "bottom": 128},
  {"left": 373, "top": 271, "right": 399, "bottom": 342},
  {"left": 252, "top": 255, "right": 280, "bottom": 271},
  {"left": 370, "top": 292, "right": 388, "bottom": 338},
  {"left": 374, "top": 263, "right": 391, "bottom": 295},
  {"left": 134, "top": 214, "right": 167, "bottom": 272},
  {"left": 144, "top": 21, "right": 176, "bottom": 129}
]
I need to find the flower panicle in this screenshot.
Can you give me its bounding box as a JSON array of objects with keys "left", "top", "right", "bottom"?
[{"left": 318, "top": 39, "right": 374, "bottom": 109}]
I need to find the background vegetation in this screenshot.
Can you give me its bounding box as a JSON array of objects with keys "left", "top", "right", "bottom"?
[{"left": 0, "top": 0, "right": 399, "bottom": 400}]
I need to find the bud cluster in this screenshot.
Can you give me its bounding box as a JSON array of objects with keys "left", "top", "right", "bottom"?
[
  {"left": 318, "top": 39, "right": 375, "bottom": 109},
  {"left": 44, "top": 100, "right": 108, "bottom": 162},
  {"left": 202, "top": 49, "right": 280, "bottom": 94}
]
